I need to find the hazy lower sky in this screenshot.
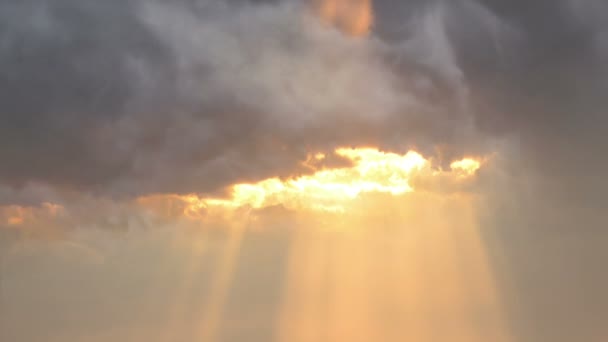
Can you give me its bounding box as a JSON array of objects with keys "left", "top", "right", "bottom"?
[{"left": 1, "top": 1, "right": 607, "bottom": 341}]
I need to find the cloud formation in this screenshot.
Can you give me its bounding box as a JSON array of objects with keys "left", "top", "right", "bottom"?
[
  {"left": 1, "top": 1, "right": 608, "bottom": 341},
  {"left": 1, "top": 0, "right": 606, "bottom": 202},
  {"left": 0, "top": 0, "right": 481, "bottom": 201}
]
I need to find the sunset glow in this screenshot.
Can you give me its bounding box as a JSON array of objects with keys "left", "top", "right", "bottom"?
[
  {"left": 169, "top": 148, "right": 483, "bottom": 215},
  {"left": 204, "top": 148, "right": 425, "bottom": 211},
  {"left": 314, "top": 0, "right": 374, "bottom": 36},
  {"left": 2, "top": 0, "right": 603, "bottom": 341}
]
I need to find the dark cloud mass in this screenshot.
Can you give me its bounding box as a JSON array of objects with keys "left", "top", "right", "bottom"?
[
  {"left": 0, "top": 0, "right": 606, "bottom": 201},
  {"left": 0, "top": 0, "right": 171, "bottom": 189},
  {"left": 0, "top": 0, "right": 478, "bottom": 199}
]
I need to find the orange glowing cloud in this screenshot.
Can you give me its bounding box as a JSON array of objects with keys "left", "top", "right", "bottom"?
[
  {"left": 7, "top": 215, "right": 24, "bottom": 226},
  {"left": 202, "top": 148, "right": 426, "bottom": 212},
  {"left": 2, "top": 148, "right": 484, "bottom": 229},
  {"left": 1, "top": 203, "right": 64, "bottom": 229},
  {"left": 151, "top": 147, "right": 485, "bottom": 216},
  {"left": 313, "top": 0, "right": 374, "bottom": 36}
]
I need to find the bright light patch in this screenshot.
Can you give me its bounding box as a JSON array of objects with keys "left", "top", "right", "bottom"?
[
  {"left": 314, "top": 0, "right": 374, "bottom": 36},
  {"left": 450, "top": 158, "right": 482, "bottom": 176},
  {"left": 2, "top": 149, "right": 484, "bottom": 226},
  {"left": 7, "top": 216, "right": 24, "bottom": 226},
  {"left": 199, "top": 148, "right": 427, "bottom": 212},
  {"left": 172, "top": 148, "right": 481, "bottom": 214}
]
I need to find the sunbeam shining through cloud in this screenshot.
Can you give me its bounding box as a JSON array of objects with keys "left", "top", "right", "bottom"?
[
  {"left": 137, "top": 148, "right": 483, "bottom": 217},
  {"left": 1, "top": 0, "right": 607, "bottom": 341}
]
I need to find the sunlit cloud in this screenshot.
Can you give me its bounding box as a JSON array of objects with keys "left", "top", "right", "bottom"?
[
  {"left": 0, "top": 148, "right": 484, "bottom": 232},
  {"left": 158, "top": 147, "right": 483, "bottom": 216},
  {"left": 450, "top": 158, "right": 482, "bottom": 176},
  {"left": 313, "top": 0, "right": 374, "bottom": 36}
]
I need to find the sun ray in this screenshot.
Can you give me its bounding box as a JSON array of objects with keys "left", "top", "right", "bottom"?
[
  {"left": 197, "top": 215, "right": 250, "bottom": 342},
  {"left": 275, "top": 192, "right": 511, "bottom": 341}
]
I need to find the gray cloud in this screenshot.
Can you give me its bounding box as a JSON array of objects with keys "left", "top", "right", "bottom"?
[
  {"left": 1, "top": 0, "right": 606, "bottom": 201},
  {"left": 0, "top": 0, "right": 480, "bottom": 200}
]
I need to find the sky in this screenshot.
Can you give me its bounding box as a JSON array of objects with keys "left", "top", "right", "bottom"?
[{"left": 1, "top": 0, "right": 607, "bottom": 341}]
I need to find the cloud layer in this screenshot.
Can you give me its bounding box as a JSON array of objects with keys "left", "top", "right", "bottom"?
[{"left": 0, "top": 0, "right": 483, "bottom": 201}]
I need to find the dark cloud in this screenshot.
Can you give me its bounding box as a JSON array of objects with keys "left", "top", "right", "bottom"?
[
  {"left": 446, "top": 0, "right": 608, "bottom": 201},
  {"left": 0, "top": 0, "right": 479, "bottom": 200},
  {"left": 1, "top": 0, "right": 606, "bottom": 201},
  {"left": 0, "top": 0, "right": 174, "bottom": 189},
  {"left": 374, "top": 0, "right": 608, "bottom": 208}
]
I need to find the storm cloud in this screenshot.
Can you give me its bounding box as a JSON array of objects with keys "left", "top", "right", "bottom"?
[
  {"left": 1, "top": 0, "right": 605, "bottom": 203},
  {"left": 0, "top": 0, "right": 482, "bottom": 200}
]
